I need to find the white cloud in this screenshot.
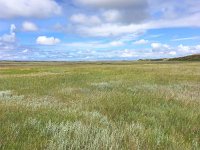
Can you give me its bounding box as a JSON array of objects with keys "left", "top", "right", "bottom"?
[
  {"left": 148, "top": 34, "right": 162, "bottom": 38},
  {"left": 149, "top": 0, "right": 200, "bottom": 20},
  {"left": 177, "top": 44, "right": 200, "bottom": 54},
  {"left": 109, "top": 41, "right": 124, "bottom": 46},
  {"left": 22, "top": 49, "right": 29, "bottom": 53},
  {"left": 121, "top": 49, "right": 136, "bottom": 57},
  {"left": 10, "top": 24, "right": 16, "bottom": 33},
  {"left": 75, "top": 23, "right": 147, "bottom": 37},
  {"left": 74, "top": 0, "right": 149, "bottom": 24},
  {"left": 70, "top": 13, "right": 101, "bottom": 26},
  {"left": 151, "top": 43, "right": 161, "bottom": 49},
  {"left": 119, "top": 33, "right": 145, "bottom": 42},
  {"left": 149, "top": 42, "right": 200, "bottom": 56},
  {"left": 134, "top": 39, "right": 149, "bottom": 45},
  {"left": 172, "top": 36, "right": 200, "bottom": 41},
  {"left": 75, "top": 0, "right": 147, "bottom": 9},
  {"left": 22, "top": 21, "right": 38, "bottom": 31},
  {"left": 102, "top": 10, "right": 121, "bottom": 22},
  {"left": 148, "top": 12, "right": 200, "bottom": 29},
  {"left": 0, "top": 24, "right": 17, "bottom": 52},
  {"left": 36, "top": 36, "right": 60, "bottom": 45},
  {"left": 174, "top": 44, "right": 200, "bottom": 56},
  {"left": 177, "top": 44, "right": 191, "bottom": 53},
  {"left": 68, "top": 1, "right": 200, "bottom": 37},
  {"left": 0, "top": 0, "right": 61, "bottom": 18},
  {"left": 169, "top": 51, "right": 177, "bottom": 55},
  {"left": 82, "top": 11, "right": 200, "bottom": 37},
  {"left": 63, "top": 40, "right": 124, "bottom": 49},
  {"left": 0, "top": 24, "right": 16, "bottom": 43},
  {"left": 151, "top": 43, "right": 170, "bottom": 51}
]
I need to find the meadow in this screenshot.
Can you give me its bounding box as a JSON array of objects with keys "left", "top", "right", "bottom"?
[{"left": 0, "top": 61, "right": 199, "bottom": 150}]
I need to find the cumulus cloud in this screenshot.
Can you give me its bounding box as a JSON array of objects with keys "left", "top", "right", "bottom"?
[
  {"left": 0, "top": 0, "right": 61, "bottom": 18},
  {"left": 75, "top": 0, "right": 147, "bottom": 9},
  {"left": 149, "top": 12, "right": 200, "bottom": 29},
  {"left": 169, "top": 51, "right": 177, "bottom": 55},
  {"left": 121, "top": 49, "right": 137, "bottom": 58},
  {"left": 72, "top": 10, "right": 200, "bottom": 37},
  {"left": 22, "top": 21, "right": 38, "bottom": 31},
  {"left": 70, "top": 13, "right": 101, "bottom": 26},
  {"left": 102, "top": 10, "right": 121, "bottom": 22},
  {"left": 0, "top": 24, "right": 17, "bottom": 52},
  {"left": 36, "top": 36, "right": 60, "bottom": 45},
  {"left": 151, "top": 43, "right": 170, "bottom": 51},
  {"left": 75, "top": 23, "right": 147, "bottom": 37},
  {"left": 69, "top": 0, "right": 149, "bottom": 37},
  {"left": 149, "top": 0, "right": 200, "bottom": 20},
  {"left": 63, "top": 40, "right": 124, "bottom": 49},
  {"left": 109, "top": 41, "right": 124, "bottom": 46},
  {"left": 68, "top": 0, "right": 200, "bottom": 37},
  {"left": 74, "top": 0, "right": 149, "bottom": 24},
  {"left": 177, "top": 44, "right": 200, "bottom": 54},
  {"left": 134, "top": 39, "right": 149, "bottom": 45},
  {"left": 150, "top": 42, "right": 200, "bottom": 56},
  {"left": 0, "top": 24, "right": 16, "bottom": 43}
]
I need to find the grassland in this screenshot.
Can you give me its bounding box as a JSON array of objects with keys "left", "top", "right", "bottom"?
[{"left": 0, "top": 61, "right": 199, "bottom": 150}]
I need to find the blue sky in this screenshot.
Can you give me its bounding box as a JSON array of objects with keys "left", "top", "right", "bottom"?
[{"left": 0, "top": 0, "right": 200, "bottom": 61}]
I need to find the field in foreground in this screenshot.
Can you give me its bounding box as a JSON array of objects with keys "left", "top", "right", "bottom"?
[{"left": 0, "top": 61, "right": 199, "bottom": 150}]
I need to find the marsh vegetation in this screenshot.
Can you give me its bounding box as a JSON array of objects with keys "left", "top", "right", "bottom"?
[{"left": 0, "top": 61, "right": 199, "bottom": 149}]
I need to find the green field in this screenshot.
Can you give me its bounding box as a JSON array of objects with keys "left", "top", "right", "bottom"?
[{"left": 0, "top": 61, "right": 199, "bottom": 150}]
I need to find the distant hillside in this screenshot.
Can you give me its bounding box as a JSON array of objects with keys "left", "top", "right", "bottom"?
[
  {"left": 168, "top": 54, "right": 200, "bottom": 61},
  {"left": 138, "top": 54, "right": 200, "bottom": 61}
]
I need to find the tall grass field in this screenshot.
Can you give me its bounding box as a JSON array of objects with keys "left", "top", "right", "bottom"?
[{"left": 0, "top": 61, "right": 199, "bottom": 150}]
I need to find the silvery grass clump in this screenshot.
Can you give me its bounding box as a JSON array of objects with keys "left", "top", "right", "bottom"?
[
  {"left": 81, "top": 111, "right": 110, "bottom": 126},
  {"left": 0, "top": 90, "right": 66, "bottom": 110},
  {"left": 59, "top": 87, "right": 90, "bottom": 95},
  {"left": 167, "top": 83, "right": 200, "bottom": 102},
  {"left": 127, "top": 84, "right": 167, "bottom": 93},
  {"left": 127, "top": 83, "right": 200, "bottom": 102},
  {"left": 91, "top": 82, "right": 113, "bottom": 90},
  {"left": 0, "top": 90, "right": 24, "bottom": 101},
  {"left": 23, "top": 96, "right": 65, "bottom": 109},
  {"left": 21, "top": 117, "right": 144, "bottom": 150},
  {"left": 0, "top": 90, "right": 90, "bottom": 114},
  {"left": 0, "top": 90, "right": 12, "bottom": 97}
]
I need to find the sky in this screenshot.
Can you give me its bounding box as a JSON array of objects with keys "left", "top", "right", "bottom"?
[{"left": 0, "top": 0, "right": 200, "bottom": 61}]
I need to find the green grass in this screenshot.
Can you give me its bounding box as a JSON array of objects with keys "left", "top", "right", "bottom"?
[{"left": 0, "top": 61, "right": 199, "bottom": 150}]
